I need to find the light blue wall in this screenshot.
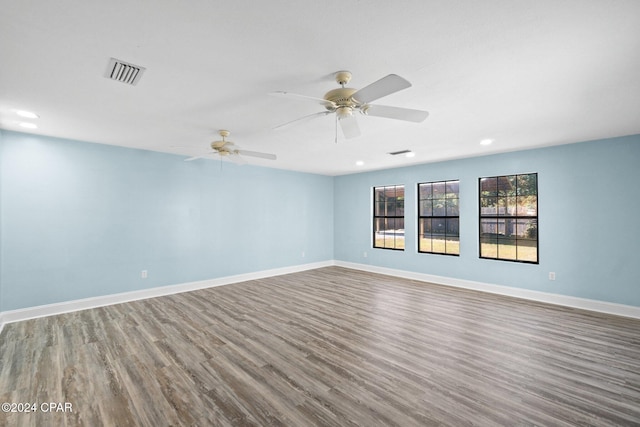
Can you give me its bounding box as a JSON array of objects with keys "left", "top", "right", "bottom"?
[
  {"left": 334, "top": 135, "right": 640, "bottom": 307},
  {"left": 0, "top": 131, "right": 334, "bottom": 311},
  {"left": 2, "top": 131, "right": 639, "bottom": 312}
]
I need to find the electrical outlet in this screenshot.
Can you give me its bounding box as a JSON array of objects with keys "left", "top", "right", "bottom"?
[
  {"left": 363, "top": 251, "right": 368, "bottom": 258},
  {"left": 141, "top": 270, "right": 148, "bottom": 279},
  {"left": 301, "top": 251, "right": 305, "bottom": 258},
  {"left": 548, "top": 272, "right": 556, "bottom": 281}
]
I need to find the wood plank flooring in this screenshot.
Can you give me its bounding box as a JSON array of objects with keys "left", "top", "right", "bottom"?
[{"left": 1, "top": 266, "right": 639, "bottom": 426}]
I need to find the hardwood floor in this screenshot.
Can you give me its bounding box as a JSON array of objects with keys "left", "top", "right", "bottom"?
[{"left": 1, "top": 266, "right": 639, "bottom": 426}]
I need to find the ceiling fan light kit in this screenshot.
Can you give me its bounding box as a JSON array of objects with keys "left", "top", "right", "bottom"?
[{"left": 336, "top": 106, "right": 354, "bottom": 119}]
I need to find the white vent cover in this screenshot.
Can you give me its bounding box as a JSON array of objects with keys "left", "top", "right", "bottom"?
[{"left": 105, "top": 58, "right": 145, "bottom": 86}]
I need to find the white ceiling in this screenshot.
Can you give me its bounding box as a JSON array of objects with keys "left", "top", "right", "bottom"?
[{"left": 1, "top": 0, "right": 639, "bottom": 176}]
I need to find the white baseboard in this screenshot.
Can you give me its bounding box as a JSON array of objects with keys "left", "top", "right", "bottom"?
[
  {"left": 0, "top": 261, "right": 333, "bottom": 332},
  {"left": 2, "top": 259, "right": 638, "bottom": 335},
  {"left": 334, "top": 261, "right": 640, "bottom": 320}
]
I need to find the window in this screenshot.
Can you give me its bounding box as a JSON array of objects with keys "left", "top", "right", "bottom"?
[
  {"left": 373, "top": 185, "right": 405, "bottom": 250},
  {"left": 479, "top": 173, "right": 538, "bottom": 263},
  {"left": 418, "top": 180, "right": 460, "bottom": 255}
]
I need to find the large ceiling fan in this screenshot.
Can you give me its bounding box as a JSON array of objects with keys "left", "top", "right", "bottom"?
[
  {"left": 271, "top": 71, "right": 429, "bottom": 139},
  {"left": 185, "top": 130, "right": 276, "bottom": 164}
]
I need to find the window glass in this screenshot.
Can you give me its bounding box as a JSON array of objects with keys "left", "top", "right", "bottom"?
[
  {"left": 373, "top": 185, "right": 405, "bottom": 250},
  {"left": 479, "top": 173, "right": 538, "bottom": 263},
  {"left": 418, "top": 180, "right": 460, "bottom": 256}
]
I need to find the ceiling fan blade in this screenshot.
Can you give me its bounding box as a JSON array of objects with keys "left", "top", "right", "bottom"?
[
  {"left": 228, "top": 154, "right": 248, "bottom": 165},
  {"left": 184, "top": 153, "right": 211, "bottom": 161},
  {"left": 237, "top": 150, "right": 277, "bottom": 160},
  {"left": 269, "top": 91, "right": 336, "bottom": 109},
  {"left": 363, "top": 104, "right": 429, "bottom": 122},
  {"left": 339, "top": 114, "right": 361, "bottom": 139},
  {"left": 273, "top": 110, "right": 331, "bottom": 130},
  {"left": 352, "top": 74, "right": 411, "bottom": 104}
]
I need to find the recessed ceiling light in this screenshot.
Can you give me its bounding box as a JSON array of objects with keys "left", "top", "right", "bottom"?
[
  {"left": 355, "top": 160, "right": 364, "bottom": 166},
  {"left": 19, "top": 122, "right": 38, "bottom": 129},
  {"left": 480, "top": 139, "right": 494, "bottom": 146},
  {"left": 405, "top": 151, "right": 416, "bottom": 158},
  {"left": 16, "top": 110, "right": 39, "bottom": 119}
]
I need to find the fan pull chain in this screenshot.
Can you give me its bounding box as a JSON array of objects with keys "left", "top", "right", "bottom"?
[{"left": 334, "top": 113, "right": 338, "bottom": 144}]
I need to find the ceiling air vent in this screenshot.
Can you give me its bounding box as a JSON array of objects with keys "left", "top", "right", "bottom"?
[
  {"left": 388, "top": 149, "right": 412, "bottom": 156},
  {"left": 105, "top": 58, "right": 145, "bottom": 86}
]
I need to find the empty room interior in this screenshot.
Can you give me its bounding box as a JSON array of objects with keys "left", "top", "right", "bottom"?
[{"left": 1, "top": 1, "right": 640, "bottom": 426}]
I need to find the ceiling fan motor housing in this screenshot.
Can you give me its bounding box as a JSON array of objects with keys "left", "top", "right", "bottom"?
[
  {"left": 211, "top": 129, "right": 231, "bottom": 151},
  {"left": 324, "top": 87, "right": 359, "bottom": 119}
]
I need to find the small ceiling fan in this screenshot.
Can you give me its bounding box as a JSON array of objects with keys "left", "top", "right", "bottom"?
[
  {"left": 184, "top": 130, "right": 276, "bottom": 164},
  {"left": 271, "top": 70, "right": 429, "bottom": 139}
]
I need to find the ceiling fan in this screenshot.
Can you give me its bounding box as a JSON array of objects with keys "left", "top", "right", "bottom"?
[
  {"left": 271, "top": 70, "right": 429, "bottom": 139},
  {"left": 184, "top": 130, "right": 276, "bottom": 164}
]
